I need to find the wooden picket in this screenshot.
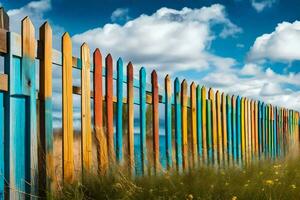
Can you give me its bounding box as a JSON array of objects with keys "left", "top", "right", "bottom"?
[{"left": 0, "top": 7, "right": 299, "bottom": 199}]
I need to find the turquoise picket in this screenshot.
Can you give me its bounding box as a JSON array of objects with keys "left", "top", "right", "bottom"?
[
  {"left": 139, "top": 67, "right": 147, "bottom": 175},
  {"left": 196, "top": 86, "right": 202, "bottom": 161},
  {"left": 206, "top": 99, "right": 213, "bottom": 164},
  {"left": 5, "top": 27, "right": 38, "bottom": 198},
  {"left": 0, "top": 92, "right": 3, "bottom": 199},
  {"left": 232, "top": 96, "right": 237, "bottom": 162},
  {"left": 165, "top": 75, "right": 172, "bottom": 169},
  {"left": 116, "top": 58, "right": 123, "bottom": 163},
  {"left": 174, "top": 78, "right": 183, "bottom": 171},
  {"left": 227, "top": 95, "right": 232, "bottom": 162},
  {"left": 236, "top": 96, "right": 241, "bottom": 163}
]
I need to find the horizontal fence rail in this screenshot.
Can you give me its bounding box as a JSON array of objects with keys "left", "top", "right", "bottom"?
[{"left": 0, "top": 7, "right": 299, "bottom": 199}]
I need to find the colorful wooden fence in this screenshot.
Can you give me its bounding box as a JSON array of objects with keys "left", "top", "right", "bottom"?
[{"left": 0, "top": 8, "right": 299, "bottom": 199}]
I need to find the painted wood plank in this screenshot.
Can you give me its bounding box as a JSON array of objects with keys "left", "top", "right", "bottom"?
[
  {"left": 206, "top": 99, "right": 213, "bottom": 164},
  {"left": 202, "top": 87, "right": 207, "bottom": 164},
  {"left": 139, "top": 68, "right": 147, "bottom": 175},
  {"left": 152, "top": 70, "right": 159, "bottom": 173},
  {"left": 251, "top": 101, "right": 255, "bottom": 159},
  {"left": 0, "top": 92, "right": 4, "bottom": 199},
  {"left": 209, "top": 88, "right": 217, "bottom": 165},
  {"left": 181, "top": 80, "right": 188, "bottom": 170},
  {"left": 216, "top": 91, "right": 223, "bottom": 165},
  {"left": 232, "top": 96, "right": 237, "bottom": 162},
  {"left": 247, "top": 99, "right": 251, "bottom": 163},
  {"left": 93, "top": 49, "right": 108, "bottom": 175},
  {"left": 258, "top": 101, "right": 262, "bottom": 158},
  {"left": 0, "top": 74, "right": 8, "bottom": 91},
  {"left": 81, "top": 43, "right": 92, "bottom": 172},
  {"left": 190, "top": 82, "right": 197, "bottom": 168},
  {"left": 221, "top": 93, "right": 228, "bottom": 165},
  {"left": 196, "top": 86, "right": 202, "bottom": 163},
  {"left": 127, "top": 62, "right": 134, "bottom": 174},
  {"left": 105, "top": 54, "right": 115, "bottom": 163},
  {"left": 255, "top": 101, "right": 258, "bottom": 158},
  {"left": 236, "top": 96, "right": 241, "bottom": 163},
  {"left": 274, "top": 106, "right": 277, "bottom": 158},
  {"left": 22, "top": 17, "right": 38, "bottom": 196},
  {"left": 174, "top": 78, "right": 182, "bottom": 171},
  {"left": 227, "top": 95, "right": 232, "bottom": 165},
  {"left": 38, "top": 22, "right": 54, "bottom": 194},
  {"left": 244, "top": 99, "right": 249, "bottom": 164},
  {"left": 165, "top": 75, "right": 172, "bottom": 169},
  {"left": 62, "top": 32, "right": 74, "bottom": 182},
  {"left": 241, "top": 98, "right": 245, "bottom": 163},
  {"left": 116, "top": 58, "right": 124, "bottom": 163}
]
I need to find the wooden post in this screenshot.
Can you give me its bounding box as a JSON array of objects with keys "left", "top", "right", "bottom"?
[
  {"left": 39, "top": 21, "right": 54, "bottom": 195},
  {"left": 93, "top": 49, "right": 108, "bottom": 174},
  {"left": 0, "top": 7, "right": 8, "bottom": 200},
  {"left": 202, "top": 87, "right": 207, "bottom": 164},
  {"left": 165, "top": 75, "right": 172, "bottom": 169},
  {"left": 208, "top": 89, "right": 217, "bottom": 165},
  {"left": 105, "top": 54, "right": 115, "bottom": 163},
  {"left": 196, "top": 86, "right": 202, "bottom": 164},
  {"left": 62, "top": 32, "right": 74, "bottom": 182},
  {"left": 81, "top": 43, "right": 92, "bottom": 172},
  {"left": 152, "top": 70, "right": 159, "bottom": 173},
  {"left": 181, "top": 80, "right": 188, "bottom": 170},
  {"left": 174, "top": 78, "right": 182, "bottom": 171},
  {"left": 190, "top": 82, "right": 197, "bottom": 168},
  {"left": 216, "top": 91, "right": 223, "bottom": 165},
  {"left": 116, "top": 58, "right": 124, "bottom": 163},
  {"left": 139, "top": 68, "right": 147, "bottom": 175},
  {"left": 127, "top": 62, "right": 134, "bottom": 174}
]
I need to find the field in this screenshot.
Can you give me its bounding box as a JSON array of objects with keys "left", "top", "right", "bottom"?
[{"left": 52, "top": 155, "right": 300, "bottom": 200}]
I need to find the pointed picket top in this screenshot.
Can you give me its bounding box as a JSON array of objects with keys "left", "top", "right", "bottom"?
[
  {"left": 140, "top": 67, "right": 146, "bottom": 77},
  {"left": 165, "top": 74, "right": 171, "bottom": 93},
  {"left": 208, "top": 88, "right": 214, "bottom": 100},
  {"left": 190, "top": 81, "right": 196, "bottom": 90},
  {"left": 174, "top": 77, "right": 180, "bottom": 88},
  {"left": 181, "top": 79, "right": 187, "bottom": 89},
  {"left": 94, "top": 48, "right": 102, "bottom": 58},
  {"left": 106, "top": 53, "right": 113, "bottom": 66},
  {"left": 151, "top": 70, "right": 157, "bottom": 79},
  {"left": 201, "top": 86, "right": 206, "bottom": 94},
  {"left": 81, "top": 43, "right": 90, "bottom": 69},
  {"left": 0, "top": 7, "right": 9, "bottom": 30},
  {"left": 40, "top": 21, "right": 52, "bottom": 33},
  {"left": 62, "top": 32, "right": 71, "bottom": 45},
  {"left": 117, "top": 57, "right": 123, "bottom": 67},
  {"left": 22, "top": 16, "right": 35, "bottom": 58},
  {"left": 127, "top": 62, "right": 133, "bottom": 78}
]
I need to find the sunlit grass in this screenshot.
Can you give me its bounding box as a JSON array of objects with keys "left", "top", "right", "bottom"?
[{"left": 53, "top": 157, "right": 300, "bottom": 200}]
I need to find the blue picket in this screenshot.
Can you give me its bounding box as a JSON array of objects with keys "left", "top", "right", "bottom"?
[
  {"left": 232, "top": 96, "right": 237, "bottom": 162},
  {"left": 165, "top": 75, "right": 172, "bottom": 169},
  {"left": 139, "top": 67, "right": 147, "bottom": 175},
  {"left": 236, "top": 96, "right": 241, "bottom": 163},
  {"left": 116, "top": 58, "right": 123, "bottom": 163},
  {"left": 227, "top": 95, "right": 232, "bottom": 162},
  {"left": 174, "top": 78, "right": 183, "bottom": 171},
  {"left": 196, "top": 86, "right": 202, "bottom": 161}
]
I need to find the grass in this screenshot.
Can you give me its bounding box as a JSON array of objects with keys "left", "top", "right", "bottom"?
[{"left": 52, "top": 157, "right": 300, "bottom": 200}]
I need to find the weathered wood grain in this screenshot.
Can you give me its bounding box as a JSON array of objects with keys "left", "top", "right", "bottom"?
[
  {"left": 165, "top": 75, "right": 172, "bottom": 169},
  {"left": 81, "top": 43, "right": 92, "bottom": 172},
  {"left": 190, "top": 82, "right": 197, "bottom": 167},
  {"left": 93, "top": 49, "right": 108, "bottom": 175},
  {"left": 152, "top": 70, "right": 159, "bottom": 173},
  {"left": 174, "top": 78, "right": 182, "bottom": 171},
  {"left": 38, "top": 22, "right": 54, "bottom": 194},
  {"left": 127, "top": 62, "right": 134, "bottom": 174},
  {"left": 62, "top": 32, "right": 74, "bottom": 182}
]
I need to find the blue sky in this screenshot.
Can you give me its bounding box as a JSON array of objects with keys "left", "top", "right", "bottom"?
[{"left": 1, "top": 0, "right": 300, "bottom": 128}]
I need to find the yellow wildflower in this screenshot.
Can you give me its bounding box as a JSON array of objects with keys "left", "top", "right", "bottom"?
[
  {"left": 244, "top": 184, "right": 249, "bottom": 187},
  {"left": 186, "top": 194, "right": 194, "bottom": 200},
  {"left": 290, "top": 184, "right": 296, "bottom": 189},
  {"left": 275, "top": 171, "right": 279, "bottom": 175},
  {"left": 232, "top": 196, "right": 238, "bottom": 200},
  {"left": 265, "top": 180, "right": 274, "bottom": 186}
]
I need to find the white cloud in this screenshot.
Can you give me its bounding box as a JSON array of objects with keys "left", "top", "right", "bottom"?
[
  {"left": 201, "top": 63, "right": 300, "bottom": 111},
  {"left": 7, "top": 0, "right": 64, "bottom": 49},
  {"left": 73, "top": 4, "right": 241, "bottom": 75},
  {"left": 248, "top": 21, "right": 300, "bottom": 62},
  {"left": 111, "top": 8, "right": 130, "bottom": 22},
  {"left": 251, "top": 0, "right": 276, "bottom": 12}
]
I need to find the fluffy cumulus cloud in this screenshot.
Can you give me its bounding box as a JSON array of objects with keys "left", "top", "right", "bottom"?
[
  {"left": 251, "top": 0, "right": 276, "bottom": 12},
  {"left": 201, "top": 63, "right": 300, "bottom": 111},
  {"left": 111, "top": 8, "right": 131, "bottom": 22},
  {"left": 248, "top": 21, "right": 300, "bottom": 62},
  {"left": 7, "top": 0, "right": 64, "bottom": 49},
  {"left": 73, "top": 4, "right": 242, "bottom": 75}
]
